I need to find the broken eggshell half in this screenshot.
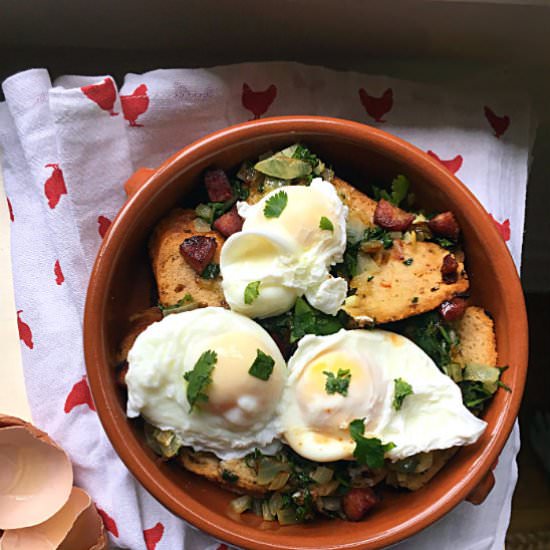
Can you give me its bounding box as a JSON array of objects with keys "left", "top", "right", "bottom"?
[
  {"left": 0, "top": 486, "right": 108, "bottom": 550},
  {"left": 0, "top": 416, "right": 73, "bottom": 530}
]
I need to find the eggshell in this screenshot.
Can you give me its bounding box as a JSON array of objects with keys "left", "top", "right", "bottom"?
[
  {"left": 0, "top": 487, "right": 108, "bottom": 550},
  {"left": 0, "top": 416, "right": 73, "bottom": 530}
]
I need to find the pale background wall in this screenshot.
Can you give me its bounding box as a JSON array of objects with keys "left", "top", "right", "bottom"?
[{"left": 1, "top": 0, "right": 548, "bottom": 290}]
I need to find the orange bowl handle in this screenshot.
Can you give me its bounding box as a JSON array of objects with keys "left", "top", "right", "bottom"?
[
  {"left": 465, "top": 471, "right": 495, "bottom": 505},
  {"left": 465, "top": 456, "right": 498, "bottom": 505},
  {"left": 124, "top": 167, "right": 156, "bottom": 198}
]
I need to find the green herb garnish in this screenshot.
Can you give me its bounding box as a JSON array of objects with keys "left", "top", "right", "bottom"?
[
  {"left": 248, "top": 349, "right": 275, "bottom": 381},
  {"left": 158, "top": 294, "right": 193, "bottom": 316},
  {"left": 244, "top": 281, "right": 261, "bottom": 305},
  {"left": 319, "top": 216, "right": 334, "bottom": 232},
  {"left": 393, "top": 378, "right": 413, "bottom": 410},
  {"left": 323, "top": 369, "right": 351, "bottom": 396},
  {"left": 222, "top": 469, "right": 239, "bottom": 483},
  {"left": 201, "top": 263, "right": 220, "bottom": 279},
  {"left": 183, "top": 350, "right": 217, "bottom": 411},
  {"left": 403, "top": 258, "right": 413, "bottom": 266},
  {"left": 291, "top": 297, "right": 344, "bottom": 342},
  {"left": 372, "top": 175, "right": 411, "bottom": 207},
  {"left": 411, "top": 296, "right": 419, "bottom": 303},
  {"left": 264, "top": 190, "right": 288, "bottom": 218},
  {"left": 349, "top": 419, "right": 395, "bottom": 469}
]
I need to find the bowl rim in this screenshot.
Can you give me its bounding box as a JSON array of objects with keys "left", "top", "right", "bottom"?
[{"left": 84, "top": 115, "right": 528, "bottom": 549}]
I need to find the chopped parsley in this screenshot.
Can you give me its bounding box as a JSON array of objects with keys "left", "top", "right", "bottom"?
[
  {"left": 372, "top": 174, "right": 411, "bottom": 207},
  {"left": 403, "top": 258, "right": 413, "bottom": 266},
  {"left": 323, "top": 369, "right": 351, "bottom": 396},
  {"left": 367, "top": 275, "right": 374, "bottom": 282},
  {"left": 349, "top": 419, "right": 395, "bottom": 469},
  {"left": 319, "top": 216, "right": 334, "bottom": 231},
  {"left": 433, "top": 236, "right": 456, "bottom": 250},
  {"left": 159, "top": 294, "right": 193, "bottom": 316},
  {"left": 244, "top": 281, "right": 261, "bottom": 305},
  {"left": 264, "top": 190, "right": 288, "bottom": 218},
  {"left": 291, "top": 144, "right": 319, "bottom": 168},
  {"left": 291, "top": 297, "right": 345, "bottom": 342},
  {"left": 363, "top": 227, "right": 394, "bottom": 250},
  {"left": 231, "top": 178, "right": 250, "bottom": 201},
  {"left": 201, "top": 263, "right": 220, "bottom": 279},
  {"left": 183, "top": 350, "right": 217, "bottom": 411},
  {"left": 411, "top": 296, "right": 419, "bottom": 304},
  {"left": 248, "top": 349, "right": 275, "bottom": 381},
  {"left": 222, "top": 469, "right": 239, "bottom": 483},
  {"left": 393, "top": 378, "right": 413, "bottom": 410}
]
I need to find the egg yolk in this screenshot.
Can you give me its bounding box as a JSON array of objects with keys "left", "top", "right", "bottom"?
[
  {"left": 296, "top": 350, "right": 370, "bottom": 432},
  {"left": 199, "top": 332, "right": 283, "bottom": 426}
]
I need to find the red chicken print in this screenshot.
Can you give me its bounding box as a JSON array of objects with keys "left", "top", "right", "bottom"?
[
  {"left": 241, "top": 83, "right": 277, "bottom": 120},
  {"left": 54, "top": 259, "right": 65, "bottom": 285},
  {"left": 16, "top": 310, "right": 34, "bottom": 350},
  {"left": 359, "top": 88, "right": 393, "bottom": 123},
  {"left": 484, "top": 106, "right": 510, "bottom": 138},
  {"left": 81, "top": 78, "right": 118, "bottom": 116},
  {"left": 7, "top": 197, "right": 14, "bottom": 221},
  {"left": 427, "top": 150, "right": 463, "bottom": 175},
  {"left": 489, "top": 214, "right": 511, "bottom": 241},
  {"left": 44, "top": 163, "right": 67, "bottom": 209},
  {"left": 64, "top": 375, "right": 96, "bottom": 413},
  {"left": 121, "top": 84, "right": 150, "bottom": 127},
  {"left": 97, "top": 508, "right": 119, "bottom": 537},
  {"left": 143, "top": 522, "right": 164, "bottom": 550},
  {"left": 97, "top": 215, "right": 112, "bottom": 238}
]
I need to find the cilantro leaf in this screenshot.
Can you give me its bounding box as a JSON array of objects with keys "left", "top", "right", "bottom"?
[
  {"left": 248, "top": 349, "right": 275, "bottom": 381},
  {"left": 323, "top": 369, "right": 351, "bottom": 396},
  {"left": 349, "top": 419, "right": 395, "bottom": 469},
  {"left": 290, "top": 297, "right": 344, "bottom": 343},
  {"left": 291, "top": 144, "right": 319, "bottom": 168},
  {"left": 244, "top": 281, "right": 261, "bottom": 305},
  {"left": 319, "top": 216, "right": 334, "bottom": 232},
  {"left": 371, "top": 175, "right": 411, "bottom": 207},
  {"left": 222, "top": 469, "right": 239, "bottom": 483},
  {"left": 201, "top": 263, "right": 220, "bottom": 279},
  {"left": 183, "top": 350, "right": 217, "bottom": 411},
  {"left": 389, "top": 175, "right": 410, "bottom": 206},
  {"left": 264, "top": 190, "right": 288, "bottom": 218},
  {"left": 158, "top": 294, "right": 193, "bottom": 317},
  {"left": 363, "top": 227, "right": 394, "bottom": 250},
  {"left": 393, "top": 378, "right": 413, "bottom": 410}
]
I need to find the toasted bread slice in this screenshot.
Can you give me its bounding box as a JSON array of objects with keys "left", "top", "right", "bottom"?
[
  {"left": 343, "top": 243, "right": 469, "bottom": 324},
  {"left": 116, "top": 307, "right": 162, "bottom": 363},
  {"left": 454, "top": 306, "right": 497, "bottom": 367},
  {"left": 331, "top": 176, "right": 377, "bottom": 229},
  {"left": 386, "top": 448, "right": 458, "bottom": 491},
  {"left": 178, "top": 449, "right": 269, "bottom": 496},
  {"left": 149, "top": 208, "right": 226, "bottom": 308}
]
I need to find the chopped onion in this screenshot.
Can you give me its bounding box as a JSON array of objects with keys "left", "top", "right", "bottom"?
[
  {"left": 389, "top": 231, "right": 403, "bottom": 240},
  {"left": 193, "top": 217, "right": 211, "bottom": 232},
  {"left": 276, "top": 507, "right": 300, "bottom": 525},
  {"left": 268, "top": 492, "right": 284, "bottom": 515},
  {"left": 320, "top": 496, "right": 342, "bottom": 512},
  {"left": 268, "top": 471, "right": 290, "bottom": 491},
  {"left": 310, "top": 466, "right": 334, "bottom": 485},
  {"left": 252, "top": 498, "right": 263, "bottom": 517},
  {"left": 229, "top": 495, "right": 251, "bottom": 514},
  {"left": 314, "top": 479, "right": 340, "bottom": 497},
  {"left": 257, "top": 457, "right": 291, "bottom": 485},
  {"left": 195, "top": 203, "right": 212, "bottom": 221},
  {"left": 262, "top": 500, "right": 275, "bottom": 521}
]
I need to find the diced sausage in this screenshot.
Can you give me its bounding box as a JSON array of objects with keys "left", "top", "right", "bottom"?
[
  {"left": 441, "top": 253, "right": 458, "bottom": 284},
  {"left": 374, "top": 199, "right": 415, "bottom": 232},
  {"left": 179, "top": 235, "right": 217, "bottom": 273},
  {"left": 439, "top": 297, "right": 467, "bottom": 321},
  {"left": 204, "top": 169, "right": 233, "bottom": 202},
  {"left": 428, "top": 212, "right": 460, "bottom": 241},
  {"left": 342, "top": 488, "right": 379, "bottom": 521},
  {"left": 213, "top": 206, "right": 244, "bottom": 237}
]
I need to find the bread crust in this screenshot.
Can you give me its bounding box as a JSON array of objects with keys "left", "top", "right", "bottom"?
[{"left": 149, "top": 208, "right": 226, "bottom": 308}]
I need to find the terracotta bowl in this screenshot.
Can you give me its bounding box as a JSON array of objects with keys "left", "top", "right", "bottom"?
[{"left": 84, "top": 116, "right": 528, "bottom": 549}]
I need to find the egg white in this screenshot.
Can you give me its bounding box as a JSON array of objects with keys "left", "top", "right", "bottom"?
[
  {"left": 126, "top": 307, "right": 287, "bottom": 459},
  {"left": 220, "top": 178, "right": 348, "bottom": 318},
  {"left": 282, "top": 329, "right": 487, "bottom": 462}
]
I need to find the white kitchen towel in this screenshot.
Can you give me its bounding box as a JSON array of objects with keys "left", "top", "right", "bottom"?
[{"left": 0, "top": 63, "right": 531, "bottom": 550}]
